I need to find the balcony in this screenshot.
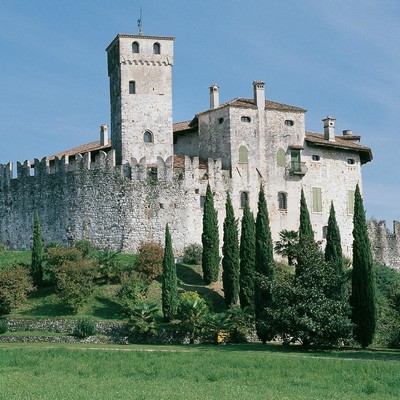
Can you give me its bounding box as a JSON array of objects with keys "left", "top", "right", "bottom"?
[{"left": 288, "top": 161, "right": 308, "bottom": 176}]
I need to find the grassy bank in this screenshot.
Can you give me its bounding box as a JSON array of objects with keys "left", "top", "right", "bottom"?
[{"left": 0, "top": 343, "right": 399, "bottom": 399}]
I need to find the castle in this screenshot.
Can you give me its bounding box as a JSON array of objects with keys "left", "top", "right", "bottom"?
[{"left": 0, "top": 30, "right": 379, "bottom": 262}]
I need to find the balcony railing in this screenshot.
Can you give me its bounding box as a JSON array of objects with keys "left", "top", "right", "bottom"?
[{"left": 289, "top": 161, "right": 308, "bottom": 175}]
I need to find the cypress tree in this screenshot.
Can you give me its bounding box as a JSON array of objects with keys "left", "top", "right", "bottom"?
[
  {"left": 239, "top": 203, "right": 256, "bottom": 309},
  {"left": 201, "top": 183, "right": 220, "bottom": 284},
  {"left": 31, "top": 210, "right": 44, "bottom": 287},
  {"left": 222, "top": 193, "right": 240, "bottom": 307},
  {"left": 351, "top": 184, "right": 376, "bottom": 348},
  {"left": 162, "top": 224, "right": 178, "bottom": 321},
  {"left": 299, "top": 188, "right": 314, "bottom": 242},
  {"left": 254, "top": 185, "right": 275, "bottom": 343}
]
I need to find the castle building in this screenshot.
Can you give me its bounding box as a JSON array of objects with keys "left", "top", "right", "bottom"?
[{"left": 0, "top": 30, "right": 373, "bottom": 258}]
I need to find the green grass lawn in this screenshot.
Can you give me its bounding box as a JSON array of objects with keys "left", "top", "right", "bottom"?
[
  {"left": 0, "top": 250, "right": 31, "bottom": 268},
  {"left": 0, "top": 343, "right": 399, "bottom": 399}
]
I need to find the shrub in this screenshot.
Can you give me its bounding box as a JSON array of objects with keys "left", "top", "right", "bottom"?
[
  {"left": 0, "top": 319, "right": 8, "bottom": 334},
  {"left": 127, "top": 301, "right": 159, "bottom": 337},
  {"left": 55, "top": 259, "right": 95, "bottom": 313},
  {"left": 95, "top": 250, "right": 121, "bottom": 283},
  {"left": 44, "top": 247, "right": 83, "bottom": 284},
  {"left": 74, "top": 318, "right": 96, "bottom": 338},
  {"left": 0, "top": 265, "right": 34, "bottom": 315},
  {"left": 73, "top": 240, "right": 97, "bottom": 258},
  {"left": 0, "top": 243, "right": 7, "bottom": 253},
  {"left": 182, "top": 243, "right": 202, "bottom": 265},
  {"left": 135, "top": 241, "right": 164, "bottom": 282},
  {"left": 117, "top": 273, "right": 149, "bottom": 316}
]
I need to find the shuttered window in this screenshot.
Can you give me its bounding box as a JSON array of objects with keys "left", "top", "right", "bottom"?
[
  {"left": 312, "top": 187, "right": 322, "bottom": 213},
  {"left": 348, "top": 190, "right": 355, "bottom": 215},
  {"left": 239, "top": 146, "right": 249, "bottom": 163}
]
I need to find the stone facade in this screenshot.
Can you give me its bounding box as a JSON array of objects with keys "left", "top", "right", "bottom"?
[{"left": 0, "top": 29, "right": 380, "bottom": 262}]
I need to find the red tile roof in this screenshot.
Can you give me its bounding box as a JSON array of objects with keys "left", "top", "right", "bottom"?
[{"left": 47, "top": 141, "right": 112, "bottom": 161}]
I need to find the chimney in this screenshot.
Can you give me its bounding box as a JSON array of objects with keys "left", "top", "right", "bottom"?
[
  {"left": 322, "top": 116, "right": 336, "bottom": 141},
  {"left": 342, "top": 130, "right": 352, "bottom": 136},
  {"left": 209, "top": 84, "right": 219, "bottom": 109},
  {"left": 100, "top": 124, "right": 109, "bottom": 146},
  {"left": 253, "top": 80, "right": 265, "bottom": 109}
]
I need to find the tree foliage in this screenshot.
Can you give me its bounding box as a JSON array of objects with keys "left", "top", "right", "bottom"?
[
  {"left": 239, "top": 203, "right": 256, "bottom": 309},
  {"left": 274, "top": 230, "right": 298, "bottom": 266},
  {"left": 31, "top": 211, "right": 44, "bottom": 287},
  {"left": 135, "top": 241, "right": 164, "bottom": 283},
  {"left": 201, "top": 183, "right": 220, "bottom": 284},
  {"left": 222, "top": 193, "right": 240, "bottom": 307},
  {"left": 162, "top": 224, "right": 178, "bottom": 321},
  {"left": 351, "top": 184, "right": 376, "bottom": 348},
  {"left": 299, "top": 189, "right": 314, "bottom": 242}
]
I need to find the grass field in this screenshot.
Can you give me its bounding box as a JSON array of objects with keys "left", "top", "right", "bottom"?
[{"left": 0, "top": 343, "right": 399, "bottom": 399}]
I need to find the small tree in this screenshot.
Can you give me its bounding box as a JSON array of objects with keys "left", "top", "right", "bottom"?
[
  {"left": 162, "top": 224, "right": 178, "bottom": 321},
  {"left": 201, "top": 183, "right": 220, "bottom": 284},
  {"left": 222, "top": 193, "right": 240, "bottom": 307},
  {"left": 135, "top": 241, "right": 164, "bottom": 283},
  {"left": 274, "top": 230, "right": 298, "bottom": 266},
  {"left": 31, "top": 211, "right": 44, "bottom": 287},
  {"left": 351, "top": 184, "right": 376, "bottom": 348},
  {"left": 117, "top": 273, "right": 149, "bottom": 316},
  {"left": 239, "top": 203, "right": 256, "bottom": 309},
  {"left": 254, "top": 185, "right": 275, "bottom": 343}
]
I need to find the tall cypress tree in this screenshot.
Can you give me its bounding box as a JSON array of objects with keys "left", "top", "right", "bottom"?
[
  {"left": 201, "top": 183, "right": 220, "bottom": 284},
  {"left": 254, "top": 185, "right": 275, "bottom": 343},
  {"left": 351, "top": 184, "right": 376, "bottom": 348},
  {"left": 325, "top": 202, "right": 346, "bottom": 300},
  {"left": 239, "top": 203, "right": 256, "bottom": 309},
  {"left": 222, "top": 193, "right": 240, "bottom": 307},
  {"left": 299, "top": 188, "right": 314, "bottom": 242},
  {"left": 162, "top": 224, "right": 178, "bottom": 321},
  {"left": 31, "top": 210, "right": 44, "bottom": 287}
]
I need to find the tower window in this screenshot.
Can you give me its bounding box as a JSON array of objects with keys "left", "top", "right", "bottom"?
[
  {"left": 312, "top": 155, "right": 320, "bottom": 161},
  {"left": 218, "top": 118, "right": 224, "bottom": 124},
  {"left": 312, "top": 187, "right": 322, "bottom": 213},
  {"left": 129, "top": 81, "right": 136, "bottom": 94},
  {"left": 153, "top": 42, "right": 161, "bottom": 54},
  {"left": 143, "top": 130, "right": 153, "bottom": 143},
  {"left": 285, "top": 120, "right": 294, "bottom": 126},
  {"left": 241, "top": 116, "right": 251, "bottom": 123},
  {"left": 347, "top": 158, "right": 355, "bottom": 165},
  {"left": 240, "top": 191, "right": 249, "bottom": 208},
  {"left": 278, "top": 192, "right": 287, "bottom": 210},
  {"left": 322, "top": 225, "right": 328, "bottom": 238},
  {"left": 239, "top": 145, "right": 249, "bottom": 163},
  {"left": 132, "top": 41, "right": 139, "bottom": 53}
]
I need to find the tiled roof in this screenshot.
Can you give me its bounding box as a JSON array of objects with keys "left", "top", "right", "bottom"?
[
  {"left": 173, "top": 120, "right": 193, "bottom": 132},
  {"left": 47, "top": 141, "right": 112, "bottom": 161},
  {"left": 305, "top": 132, "right": 372, "bottom": 164},
  {"left": 196, "top": 97, "right": 306, "bottom": 116}
]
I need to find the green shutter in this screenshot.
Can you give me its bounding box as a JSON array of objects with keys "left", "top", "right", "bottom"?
[
  {"left": 277, "top": 149, "right": 286, "bottom": 167},
  {"left": 348, "top": 190, "right": 355, "bottom": 215},
  {"left": 312, "top": 188, "right": 322, "bottom": 213},
  {"left": 239, "top": 146, "right": 249, "bottom": 163}
]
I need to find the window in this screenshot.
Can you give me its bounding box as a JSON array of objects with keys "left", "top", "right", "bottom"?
[
  {"left": 132, "top": 41, "right": 139, "bottom": 53},
  {"left": 278, "top": 192, "right": 287, "bottom": 210},
  {"left": 348, "top": 190, "right": 355, "bottom": 215},
  {"left": 322, "top": 226, "right": 328, "bottom": 239},
  {"left": 241, "top": 116, "right": 251, "bottom": 123},
  {"left": 291, "top": 149, "right": 301, "bottom": 172},
  {"left": 153, "top": 42, "right": 161, "bottom": 54},
  {"left": 347, "top": 158, "right": 355, "bottom": 165},
  {"left": 312, "top": 155, "right": 320, "bottom": 161},
  {"left": 129, "top": 81, "right": 136, "bottom": 94},
  {"left": 240, "top": 191, "right": 249, "bottom": 208},
  {"left": 285, "top": 119, "right": 294, "bottom": 126},
  {"left": 143, "top": 130, "right": 153, "bottom": 143},
  {"left": 147, "top": 167, "right": 157, "bottom": 180},
  {"left": 239, "top": 146, "right": 249, "bottom": 163},
  {"left": 312, "top": 187, "right": 322, "bottom": 213},
  {"left": 277, "top": 148, "right": 286, "bottom": 167},
  {"left": 218, "top": 118, "right": 224, "bottom": 124},
  {"left": 200, "top": 196, "right": 206, "bottom": 208}
]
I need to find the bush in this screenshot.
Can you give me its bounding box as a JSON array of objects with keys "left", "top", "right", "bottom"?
[
  {"left": 127, "top": 301, "right": 159, "bottom": 337},
  {"left": 55, "top": 259, "right": 95, "bottom": 313},
  {"left": 118, "top": 273, "right": 149, "bottom": 316},
  {"left": 73, "top": 240, "right": 97, "bottom": 258},
  {"left": 95, "top": 250, "right": 120, "bottom": 283},
  {"left": 0, "top": 243, "right": 7, "bottom": 253},
  {"left": 74, "top": 318, "right": 96, "bottom": 338},
  {"left": 135, "top": 241, "right": 164, "bottom": 282},
  {"left": 0, "top": 319, "right": 8, "bottom": 334},
  {"left": 0, "top": 265, "right": 34, "bottom": 315},
  {"left": 182, "top": 243, "right": 202, "bottom": 264}
]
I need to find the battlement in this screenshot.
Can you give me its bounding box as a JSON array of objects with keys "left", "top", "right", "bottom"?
[{"left": 0, "top": 151, "right": 227, "bottom": 189}]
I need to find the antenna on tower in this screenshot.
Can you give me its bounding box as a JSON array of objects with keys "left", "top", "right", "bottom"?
[{"left": 137, "top": 7, "right": 143, "bottom": 36}]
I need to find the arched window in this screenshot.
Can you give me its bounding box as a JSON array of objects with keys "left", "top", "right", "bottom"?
[
  {"left": 132, "top": 41, "right": 139, "bottom": 53},
  {"left": 153, "top": 42, "right": 161, "bottom": 54},
  {"left": 241, "top": 116, "right": 251, "bottom": 123},
  {"left": 278, "top": 192, "right": 287, "bottom": 210},
  {"left": 143, "top": 130, "right": 153, "bottom": 143},
  {"left": 129, "top": 81, "right": 136, "bottom": 94},
  {"left": 240, "top": 191, "right": 249, "bottom": 208},
  {"left": 239, "top": 146, "right": 249, "bottom": 163}
]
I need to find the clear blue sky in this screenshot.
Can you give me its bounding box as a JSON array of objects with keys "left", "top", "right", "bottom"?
[{"left": 0, "top": 1, "right": 399, "bottom": 225}]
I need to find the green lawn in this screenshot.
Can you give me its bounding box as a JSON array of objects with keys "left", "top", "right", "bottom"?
[
  {"left": 0, "top": 250, "right": 31, "bottom": 268},
  {"left": 0, "top": 343, "right": 399, "bottom": 399}
]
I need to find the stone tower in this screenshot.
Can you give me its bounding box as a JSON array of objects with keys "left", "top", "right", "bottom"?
[{"left": 106, "top": 33, "right": 174, "bottom": 165}]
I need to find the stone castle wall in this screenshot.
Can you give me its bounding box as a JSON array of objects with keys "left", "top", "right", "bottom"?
[{"left": 0, "top": 150, "right": 230, "bottom": 254}]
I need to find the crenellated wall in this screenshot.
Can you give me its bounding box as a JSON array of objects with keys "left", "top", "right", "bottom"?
[
  {"left": 0, "top": 151, "right": 230, "bottom": 254},
  {"left": 368, "top": 219, "right": 400, "bottom": 271}
]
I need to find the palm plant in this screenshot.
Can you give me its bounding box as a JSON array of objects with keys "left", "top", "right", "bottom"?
[{"left": 274, "top": 230, "right": 299, "bottom": 266}]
